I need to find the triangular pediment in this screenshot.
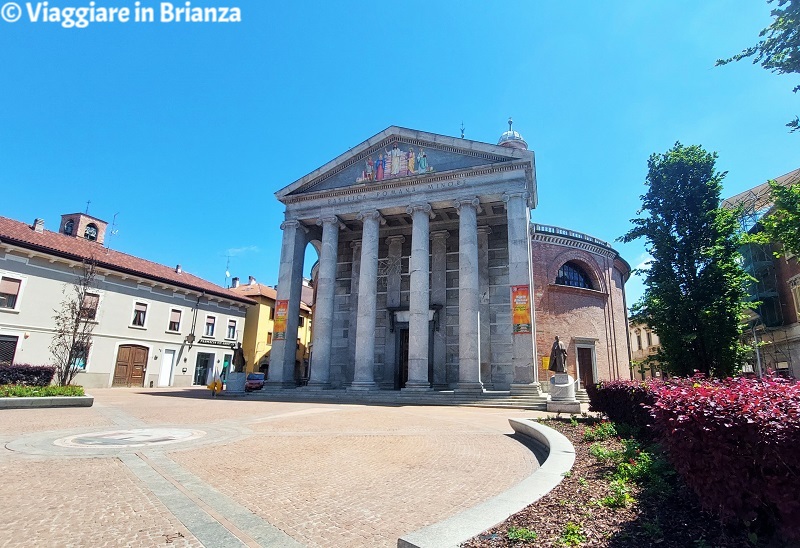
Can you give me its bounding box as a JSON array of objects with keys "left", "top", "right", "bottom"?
[{"left": 275, "top": 126, "right": 532, "bottom": 202}]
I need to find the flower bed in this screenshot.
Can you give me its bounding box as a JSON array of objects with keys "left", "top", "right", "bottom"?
[{"left": 0, "top": 385, "right": 85, "bottom": 398}]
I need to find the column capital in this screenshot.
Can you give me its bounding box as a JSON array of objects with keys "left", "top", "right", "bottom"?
[
  {"left": 317, "top": 216, "right": 344, "bottom": 230},
  {"left": 503, "top": 191, "right": 531, "bottom": 210},
  {"left": 454, "top": 197, "right": 482, "bottom": 215},
  {"left": 350, "top": 240, "right": 362, "bottom": 250},
  {"left": 357, "top": 209, "right": 386, "bottom": 225},
  {"left": 407, "top": 203, "right": 435, "bottom": 219},
  {"left": 476, "top": 226, "right": 492, "bottom": 236},
  {"left": 280, "top": 220, "right": 309, "bottom": 233},
  {"left": 385, "top": 235, "right": 406, "bottom": 246},
  {"left": 430, "top": 230, "right": 450, "bottom": 241}
]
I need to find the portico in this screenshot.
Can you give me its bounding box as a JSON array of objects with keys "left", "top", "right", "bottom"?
[{"left": 270, "top": 126, "right": 541, "bottom": 394}]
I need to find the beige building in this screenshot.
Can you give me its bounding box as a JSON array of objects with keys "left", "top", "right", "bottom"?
[
  {"left": 0, "top": 213, "right": 253, "bottom": 388},
  {"left": 229, "top": 277, "right": 313, "bottom": 383},
  {"left": 628, "top": 322, "right": 661, "bottom": 379}
]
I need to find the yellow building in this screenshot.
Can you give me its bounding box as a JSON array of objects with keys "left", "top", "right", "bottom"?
[{"left": 230, "top": 277, "right": 313, "bottom": 383}]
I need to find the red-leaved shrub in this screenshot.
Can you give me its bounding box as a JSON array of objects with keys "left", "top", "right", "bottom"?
[
  {"left": 587, "top": 379, "right": 660, "bottom": 431},
  {"left": 649, "top": 375, "right": 800, "bottom": 541},
  {"left": 0, "top": 364, "right": 56, "bottom": 386}
]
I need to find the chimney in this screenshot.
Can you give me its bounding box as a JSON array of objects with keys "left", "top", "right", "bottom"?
[
  {"left": 176, "top": 264, "right": 182, "bottom": 274},
  {"left": 248, "top": 276, "right": 256, "bottom": 285},
  {"left": 32, "top": 218, "right": 45, "bottom": 233},
  {"left": 231, "top": 277, "right": 240, "bottom": 288}
]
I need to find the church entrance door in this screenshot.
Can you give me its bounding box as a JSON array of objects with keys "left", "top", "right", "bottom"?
[
  {"left": 577, "top": 346, "right": 594, "bottom": 389},
  {"left": 397, "top": 328, "right": 409, "bottom": 389}
]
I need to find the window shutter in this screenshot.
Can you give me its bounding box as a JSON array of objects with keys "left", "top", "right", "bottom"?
[
  {"left": 0, "top": 278, "right": 21, "bottom": 295},
  {"left": 170, "top": 310, "right": 181, "bottom": 323},
  {"left": 135, "top": 302, "right": 147, "bottom": 312}
]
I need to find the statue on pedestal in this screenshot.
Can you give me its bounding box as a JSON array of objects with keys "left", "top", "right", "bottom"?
[
  {"left": 232, "top": 342, "right": 247, "bottom": 373},
  {"left": 548, "top": 336, "right": 567, "bottom": 374}
]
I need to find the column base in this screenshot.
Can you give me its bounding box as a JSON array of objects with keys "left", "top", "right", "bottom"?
[
  {"left": 454, "top": 382, "right": 484, "bottom": 394},
  {"left": 303, "top": 382, "right": 331, "bottom": 391},
  {"left": 510, "top": 382, "right": 542, "bottom": 396},
  {"left": 347, "top": 381, "right": 378, "bottom": 391},
  {"left": 401, "top": 382, "right": 432, "bottom": 392}
]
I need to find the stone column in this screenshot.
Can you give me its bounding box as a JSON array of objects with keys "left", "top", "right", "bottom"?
[
  {"left": 477, "top": 226, "right": 492, "bottom": 389},
  {"left": 454, "top": 197, "right": 484, "bottom": 394},
  {"left": 267, "top": 219, "right": 307, "bottom": 388},
  {"left": 430, "top": 230, "right": 449, "bottom": 389},
  {"left": 350, "top": 210, "right": 383, "bottom": 391},
  {"left": 307, "top": 216, "right": 341, "bottom": 390},
  {"left": 504, "top": 191, "right": 541, "bottom": 395},
  {"left": 404, "top": 203, "right": 434, "bottom": 391},
  {"left": 347, "top": 240, "right": 361, "bottom": 386},
  {"left": 384, "top": 235, "right": 404, "bottom": 389}
]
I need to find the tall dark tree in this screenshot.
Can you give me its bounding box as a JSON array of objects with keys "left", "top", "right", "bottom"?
[
  {"left": 622, "top": 143, "right": 750, "bottom": 377},
  {"left": 716, "top": 0, "right": 800, "bottom": 132},
  {"left": 50, "top": 260, "right": 97, "bottom": 386}
]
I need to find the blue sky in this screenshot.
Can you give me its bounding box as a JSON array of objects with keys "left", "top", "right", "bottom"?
[{"left": 1, "top": 1, "right": 797, "bottom": 306}]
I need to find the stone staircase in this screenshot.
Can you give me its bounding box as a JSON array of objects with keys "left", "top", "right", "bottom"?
[{"left": 240, "top": 387, "right": 556, "bottom": 410}]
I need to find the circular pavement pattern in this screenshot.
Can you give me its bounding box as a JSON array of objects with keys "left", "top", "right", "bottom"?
[{"left": 54, "top": 428, "right": 206, "bottom": 449}]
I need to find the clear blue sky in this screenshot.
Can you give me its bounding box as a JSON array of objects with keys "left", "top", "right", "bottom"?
[{"left": 2, "top": 1, "right": 797, "bottom": 306}]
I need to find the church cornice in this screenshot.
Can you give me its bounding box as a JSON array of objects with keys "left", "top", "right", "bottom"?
[
  {"left": 531, "top": 230, "right": 618, "bottom": 259},
  {"left": 282, "top": 161, "right": 529, "bottom": 205}
]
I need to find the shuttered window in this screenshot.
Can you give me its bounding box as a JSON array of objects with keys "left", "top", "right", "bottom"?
[
  {"left": 205, "top": 316, "right": 215, "bottom": 337},
  {"left": 0, "top": 277, "right": 21, "bottom": 309},
  {"left": 132, "top": 302, "right": 147, "bottom": 326},
  {"left": 0, "top": 335, "right": 18, "bottom": 366},
  {"left": 227, "top": 320, "right": 236, "bottom": 339},
  {"left": 80, "top": 293, "right": 100, "bottom": 320},
  {"left": 169, "top": 309, "right": 181, "bottom": 332}
]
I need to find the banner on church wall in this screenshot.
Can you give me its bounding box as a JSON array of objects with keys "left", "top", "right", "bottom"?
[
  {"left": 274, "top": 300, "right": 289, "bottom": 341},
  {"left": 511, "top": 285, "right": 532, "bottom": 334}
]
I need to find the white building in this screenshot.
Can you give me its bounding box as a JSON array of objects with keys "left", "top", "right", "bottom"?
[{"left": 0, "top": 213, "right": 253, "bottom": 388}]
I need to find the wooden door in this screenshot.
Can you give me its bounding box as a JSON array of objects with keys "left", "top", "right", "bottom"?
[
  {"left": 113, "top": 345, "right": 148, "bottom": 387},
  {"left": 577, "top": 347, "right": 594, "bottom": 389}
]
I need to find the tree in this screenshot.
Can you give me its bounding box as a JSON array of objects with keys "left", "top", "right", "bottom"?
[
  {"left": 50, "top": 260, "right": 98, "bottom": 386},
  {"left": 621, "top": 143, "right": 750, "bottom": 377},
  {"left": 761, "top": 180, "right": 800, "bottom": 255},
  {"left": 716, "top": 0, "right": 800, "bottom": 132}
]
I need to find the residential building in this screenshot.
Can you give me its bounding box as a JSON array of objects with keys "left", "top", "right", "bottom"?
[
  {"left": 628, "top": 322, "right": 662, "bottom": 379},
  {"left": 0, "top": 213, "right": 254, "bottom": 388}
]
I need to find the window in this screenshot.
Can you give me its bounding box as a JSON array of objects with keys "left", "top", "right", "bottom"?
[
  {"left": 84, "top": 223, "right": 98, "bottom": 241},
  {"left": 791, "top": 277, "right": 800, "bottom": 318},
  {"left": 64, "top": 219, "right": 75, "bottom": 235},
  {"left": 80, "top": 293, "right": 99, "bottom": 320},
  {"left": 0, "top": 277, "right": 21, "bottom": 309},
  {"left": 70, "top": 342, "right": 90, "bottom": 370},
  {"left": 0, "top": 335, "right": 18, "bottom": 366},
  {"left": 267, "top": 332, "right": 273, "bottom": 344},
  {"left": 132, "top": 302, "right": 147, "bottom": 326},
  {"left": 298, "top": 316, "right": 305, "bottom": 327},
  {"left": 269, "top": 307, "right": 274, "bottom": 320},
  {"left": 205, "top": 316, "right": 216, "bottom": 337},
  {"left": 636, "top": 331, "right": 642, "bottom": 351},
  {"left": 646, "top": 330, "right": 653, "bottom": 348},
  {"left": 227, "top": 319, "right": 236, "bottom": 339},
  {"left": 169, "top": 309, "right": 181, "bottom": 332},
  {"left": 555, "top": 262, "right": 593, "bottom": 289}
]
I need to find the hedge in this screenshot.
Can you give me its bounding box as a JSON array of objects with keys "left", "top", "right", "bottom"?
[
  {"left": 589, "top": 375, "right": 800, "bottom": 541},
  {"left": 0, "top": 364, "right": 55, "bottom": 386},
  {"left": 649, "top": 376, "right": 800, "bottom": 541}
]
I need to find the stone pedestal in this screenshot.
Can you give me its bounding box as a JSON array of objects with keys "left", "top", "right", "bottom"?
[
  {"left": 546, "top": 373, "right": 581, "bottom": 413},
  {"left": 225, "top": 372, "right": 247, "bottom": 394}
]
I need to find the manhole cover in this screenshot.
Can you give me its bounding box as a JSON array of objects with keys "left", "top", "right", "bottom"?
[{"left": 54, "top": 428, "right": 205, "bottom": 449}]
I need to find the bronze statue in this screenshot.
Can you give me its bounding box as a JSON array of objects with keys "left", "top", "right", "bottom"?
[
  {"left": 232, "top": 342, "right": 246, "bottom": 373},
  {"left": 549, "top": 336, "right": 567, "bottom": 374}
]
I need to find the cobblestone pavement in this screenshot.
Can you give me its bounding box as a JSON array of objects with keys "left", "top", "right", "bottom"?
[{"left": 0, "top": 388, "right": 548, "bottom": 547}]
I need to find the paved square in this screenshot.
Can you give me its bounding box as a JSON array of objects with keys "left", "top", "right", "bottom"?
[{"left": 0, "top": 388, "right": 546, "bottom": 547}]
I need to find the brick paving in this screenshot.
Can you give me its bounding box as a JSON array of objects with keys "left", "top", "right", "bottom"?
[{"left": 0, "top": 388, "right": 545, "bottom": 547}]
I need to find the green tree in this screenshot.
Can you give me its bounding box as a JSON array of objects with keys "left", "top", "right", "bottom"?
[
  {"left": 716, "top": 0, "right": 800, "bottom": 132},
  {"left": 621, "top": 143, "right": 750, "bottom": 377},
  {"left": 761, "top": 180, "right": 800, "bottom": 255}
]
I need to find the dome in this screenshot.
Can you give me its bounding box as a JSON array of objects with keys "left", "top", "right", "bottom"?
[{"left": 497, "top": 118, "right": 528, "bottom": 150}]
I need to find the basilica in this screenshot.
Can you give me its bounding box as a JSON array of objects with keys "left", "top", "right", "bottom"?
[{"left": 266, "top": 124, "right": 631, "bottom": 394}]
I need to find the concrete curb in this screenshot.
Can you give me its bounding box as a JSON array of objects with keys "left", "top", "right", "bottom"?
[
  {"left": 0, "top": 395, "right": 94, "bottom": 409},
  {"left": 397, "top": 418, "right": 575, "bottom": 548}
]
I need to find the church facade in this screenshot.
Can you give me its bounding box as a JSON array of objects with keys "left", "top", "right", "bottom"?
[{"left": 267, "top": 125, "right": 631, "bottom": 393}]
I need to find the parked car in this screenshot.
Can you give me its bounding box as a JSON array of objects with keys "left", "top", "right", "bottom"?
[{"left": 245, "top": 372, "right": 265, "bottom": 391}]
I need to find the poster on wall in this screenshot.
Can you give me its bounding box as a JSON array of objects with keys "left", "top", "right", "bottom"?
[
  {"left": 511, "top": 285, "right": 532, "bottom": 334},
  {"left": 274, "top": 300, "right": 289, "bottom": 341}
]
